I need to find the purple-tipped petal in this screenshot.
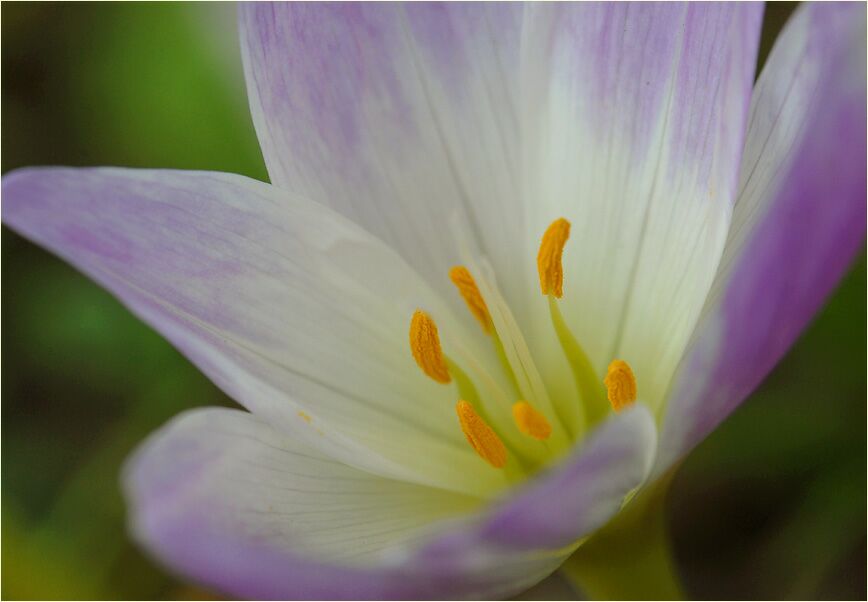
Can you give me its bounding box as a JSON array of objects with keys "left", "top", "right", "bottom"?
[
  {"left": 240, "top": 3, "right": 526, "bottom": 304},
  {"left": 125, "top": 405, "right": 656, "bottom": 600},
  {"left": 0, "top": 167, "right": 509, "bottom": 496},
  {"left": 124, "top": 408, "right": 482, "bottom": 599},
  {"left": 517, "top": 3, "right": 765, "bottom": 418},
  {"left": 658, "top": 3, "right": 867, "bottom": 471}
]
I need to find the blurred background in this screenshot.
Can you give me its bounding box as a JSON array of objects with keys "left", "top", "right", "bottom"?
[{"left": 1, "top": 3, "right": 864, "bottom": 600}]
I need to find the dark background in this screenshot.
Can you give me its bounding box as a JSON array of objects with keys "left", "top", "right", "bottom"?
[{"left": 2, "top": 3, "right": 865, "bottom": 599}]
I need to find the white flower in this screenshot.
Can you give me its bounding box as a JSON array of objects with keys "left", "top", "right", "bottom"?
[{"left": 2, "top": 3, "right": 864, "bottom": 598}]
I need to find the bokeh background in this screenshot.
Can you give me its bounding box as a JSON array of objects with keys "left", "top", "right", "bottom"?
[{"left": 1, "top": 3, "right": 864, "bottom": 600}]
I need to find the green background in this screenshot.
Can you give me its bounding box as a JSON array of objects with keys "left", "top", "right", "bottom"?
[{"left": 2, "top": 3, "right": 864, "bottom": 599}]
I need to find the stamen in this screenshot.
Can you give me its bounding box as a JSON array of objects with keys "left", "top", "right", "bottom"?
[
  {"left": 512, "top": 401, "right": 552, "bottom": 441},
  {"left": 456, "top": 400, "right": 508, "bottom": 468},
  {"left": 603, "top": 359, "right": 637, "bottom": 412},
  {"left": 537, "top": 218, "right": 571, "bottom": 298},
  {"left": 409, "top": 310, "right": 451, "bottom": 384},
  {"left": 449, "top": 266, "right": 492, "bottom": 333}
]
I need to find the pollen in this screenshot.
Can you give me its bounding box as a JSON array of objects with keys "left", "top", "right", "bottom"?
[
  {"left": 537, "top": 218, "right": 571, "bottom": 298},
  {"left": 456, "top": 400, "right": 508, "bottom": 468},
  {"left": 603, "top": 359, "right": 637, "bottom": 412},
  {"left": 449, "top": 266, "right": 493, "bottom": 333},
  {"left": 409, "top": 310, "right": 451, "bottom": 384},
  {"left": 512, "top": 401, "right": 552, "bottom": 440}
]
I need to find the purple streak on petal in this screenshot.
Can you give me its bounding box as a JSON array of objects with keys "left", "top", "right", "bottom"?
[
  {"left": 542, "top": 3, "right": 761, "bottom": 170},
  {"left": 658, "top": 3, "right": 867, "bottom": 471},
  {"left": 402, "top": 3, "right": 522, "bottom": 104},
  {"left": 667, "top": 4, "right": 764, "bottom": 197},
  {"left": 242, "top": 3, "right": 411, "bottom": 161},
  {"left": 2, "top": 168, "right": 269, "bottom": 340},
  {"left": 142, "top": 511, "right": 562, "bottom": 601},
  {"left": 241, "top": 3, "right": 521, "bottom": 188},
  {"left": 145, "top": 516, "right": 395, "bottom": 600},
  {"left": 143, "top": 512, "right": 563, "bottom": 601},
  {"left": 540, "top": 3, "right": 681, "bottom": 156}
]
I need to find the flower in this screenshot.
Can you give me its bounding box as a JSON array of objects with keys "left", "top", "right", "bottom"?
[{"left": 2, "top": 2, "right": 864, "bottom": 599}]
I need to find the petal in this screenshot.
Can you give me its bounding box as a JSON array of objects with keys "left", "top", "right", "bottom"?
[
  {"left": 658, "top": 3, "right": 867, "bottom": 472},
  {"left": 518, "top": 4, "right": 764, "bottom": 416},
  {"left": 124, "top": 408, "right": 480, "bottom": 599},
  {"left": 416, "top": 404, "right": 656, "bottom": 553},
  {"left": 125, "top": 405, "right": 656, "bottom": 599},
  {"left": 240, "top": 4, "right": 526, "bottom": 303},
  {"left": 1, "top": 167, "right": 507, "bottom": 496}
]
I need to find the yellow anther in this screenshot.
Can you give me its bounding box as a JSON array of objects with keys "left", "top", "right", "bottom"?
[
  {"left": 537, "top": 218, "right": 571, "bottom": 297},
  {"left": 604, "top": 359, "right": 637, "bottom": 412},
  {"left": 512, "top": 401, "right": 552, "bottom": 441},
  {"left": 456, "top": 400, "right": 507, "bottom": 468},
  {"left": 449, "top": 266, "right": 493, "bottom": 333},
  {"left": 409, "top": 310, "right": 451, "bottom": 384}
]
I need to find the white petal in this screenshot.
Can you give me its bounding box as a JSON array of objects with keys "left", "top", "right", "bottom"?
[
  {"left": 240, "top": 4, "right": 527, "bottom": 308},
  {"left": 518, "top": 4, "right": 764, "bottom": 414},
  {"left": 2, "top": 167, "right": 507, "bottom": 496},
  {"left": 125, "top": 408, "right": 480, "bottom": 565}
]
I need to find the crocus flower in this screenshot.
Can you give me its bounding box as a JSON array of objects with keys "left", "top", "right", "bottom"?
[{"left": 2, "top": 2, "right": 864, "bottom": 599}]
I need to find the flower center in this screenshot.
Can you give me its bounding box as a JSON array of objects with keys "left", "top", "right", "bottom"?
[{"left": 409, "top": 218, "right": 638, "bottom": 472}]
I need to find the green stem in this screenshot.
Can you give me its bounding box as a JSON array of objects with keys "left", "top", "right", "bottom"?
[{"left": 560, "top": 469, "right": 685, "bottom": 600}]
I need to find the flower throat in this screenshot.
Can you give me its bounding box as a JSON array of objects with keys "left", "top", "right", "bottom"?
[{"left": 409, "top": 218, "right": 637, "bottom": 473}]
